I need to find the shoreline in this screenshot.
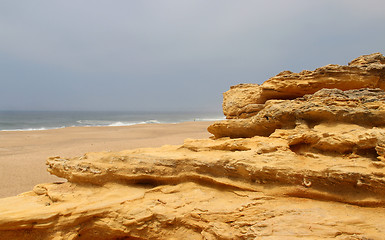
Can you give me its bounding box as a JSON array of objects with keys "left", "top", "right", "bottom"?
[
  {"left": 0, "top": 119, "right": 223, "bottom": 132},
  {"left": 0, "top": 121, "right": 214, "bottom": 198},
  {"left": 0, "top": 110, "right": 225, "bottom": 132}
]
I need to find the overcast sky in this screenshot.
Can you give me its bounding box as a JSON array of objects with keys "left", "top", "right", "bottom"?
[{"left": 1, "top": 0, "right": 385, "bottom": 112}]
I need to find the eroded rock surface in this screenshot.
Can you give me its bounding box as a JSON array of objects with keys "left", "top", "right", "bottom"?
[
  {"left": 209, "top": 88, "right": 385, "bottom": 138},
  {"left": 1, "top": 53, "right": 385, "bottom": 240},
  {"left": 223, "top": 53, "right": 385, "bottom": 119},
  {"left": 1, "top": 132, "right": 385, "bottom": 239}
]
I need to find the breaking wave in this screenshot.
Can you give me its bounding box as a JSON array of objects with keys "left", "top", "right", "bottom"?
[
  {"left": 0, "top": 126, "right": 66, "bottom": 132},
  {"left": 76, "top": 120, "right": 161, "bottom": 127},
  {"left": 0, "top": 111, "right": 224, "bottom": 131}
]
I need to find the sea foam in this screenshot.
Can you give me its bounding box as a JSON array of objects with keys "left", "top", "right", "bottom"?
[
  {"left": 0, "top": 126, "right": 65, "bottom": 132},
  {"left": 0, "top": 111, "right": 224, "bottom": 132}
]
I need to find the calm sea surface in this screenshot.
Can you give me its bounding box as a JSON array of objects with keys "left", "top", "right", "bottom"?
[{"left": 0, "top": 111, "right": 224, "bottom": 131}]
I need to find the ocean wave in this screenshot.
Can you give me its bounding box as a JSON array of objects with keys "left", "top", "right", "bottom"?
[
  {"left": 0, "top": 126, "right": 65, "bottom": 132},
  {"left": 0, "top": 111, "right": 223, "bottom": 132},
  {"left": 107, "top": 120, "right": 160, "bottom": 126},
  {"left": 0, "top": 120, "right": 163, "bottom": 131},
  {"left": 77, "top": 119, "right": 161, "bottom": 127}
]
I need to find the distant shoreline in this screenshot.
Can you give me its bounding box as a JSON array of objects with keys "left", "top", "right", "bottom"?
[
  {"left": 0, "top": 119, "right": 221, "bottom": 132},
  {"left": 0, "top": 110, "right": 224, "bottom": 132}
]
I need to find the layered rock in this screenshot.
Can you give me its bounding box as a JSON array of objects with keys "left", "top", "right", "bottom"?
[
  {"left": 1, "top": 53, "right": 385, "bottom": 240},
  {"left": 209, "top": 88, "right": 385, "bottom": 138},
  {"left": 2, "top": 134, "right": 385, "bottom": 239},
  {"left": 223, "top": 52, "right": 385, "bottom": 119}
]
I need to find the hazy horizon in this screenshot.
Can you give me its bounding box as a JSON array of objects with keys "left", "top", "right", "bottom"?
[{"left": 1, "top": 0, "right": 385, "bottom": 112}]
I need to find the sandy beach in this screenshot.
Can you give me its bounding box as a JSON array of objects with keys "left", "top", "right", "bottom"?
[{"left": 0, "top": 121, "right": 213, "bottom": 198}]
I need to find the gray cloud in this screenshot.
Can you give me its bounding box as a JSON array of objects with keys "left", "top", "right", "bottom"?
[{"left": 1, "top": 0, "right": 385, "bottom": 111}]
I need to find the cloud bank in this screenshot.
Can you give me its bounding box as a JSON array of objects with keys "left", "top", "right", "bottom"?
[{"left": 1, "top": 0, "right": 385, "bottom": 111}]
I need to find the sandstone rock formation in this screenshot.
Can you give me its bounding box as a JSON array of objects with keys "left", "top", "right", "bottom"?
[
  {"left": 223, "top": 52, "right": 385, "bottom": 119},
  {"left": 1, "top": 53, "right": 385, "bottom": 240},
  {"left": 209, "top": 88, "right": 385, "bottom": 138}
]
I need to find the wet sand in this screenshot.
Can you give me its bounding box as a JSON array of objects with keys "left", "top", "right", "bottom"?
[{"left": 0, "top": 121, "right": 213, "bottom": 198}]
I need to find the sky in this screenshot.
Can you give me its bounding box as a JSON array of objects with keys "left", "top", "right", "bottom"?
[{"left": 1, "top": 0, "right": 385, "bottom": 112}]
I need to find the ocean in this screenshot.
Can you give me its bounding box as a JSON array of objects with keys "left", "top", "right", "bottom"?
[{"left": 0, "top": 111, "right": 224, "bottom": 131}]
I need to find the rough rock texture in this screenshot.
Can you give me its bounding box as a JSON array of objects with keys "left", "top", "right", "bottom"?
[
  {"left": 223, "top": 53, "right": 385, "bottom": 119},
  {"left": 1, "top": 133, "right": 385, "bottom": 239},
  {"left": 2, "top": 53, "right": 385, "bottom": 240},
  {"left": 209, "top": 88, "right": 385, "bottom": 138}
]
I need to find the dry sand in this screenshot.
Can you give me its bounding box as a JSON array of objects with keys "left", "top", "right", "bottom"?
[{"left": 0, "top": 121, "right": 213, "bottom": 198}]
